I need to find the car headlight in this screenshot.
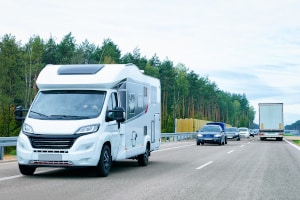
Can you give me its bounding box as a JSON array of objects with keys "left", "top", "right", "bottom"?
[
  {"left": 214, "top": 134, "right": 221, "bottom": 137},
  {"left": 197, "top": 134, "right": 203, "bottom": 137},
  {"left": 22, "top": 123, "right": 34, "bottom": 134},
  {"left": 75, "top": 124, "right": 100, "bottom": 134}
]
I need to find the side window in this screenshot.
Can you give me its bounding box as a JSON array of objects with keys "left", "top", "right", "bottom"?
[
  {"left": 107, "top": 92, "right": 118, "bottom": 111},
  {"left": 106, "top": 92, "right": 118, "bottom": 122}
]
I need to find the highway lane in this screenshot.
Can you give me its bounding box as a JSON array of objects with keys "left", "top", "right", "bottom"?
[{"left": 1, "top": 137, "right": 300, "bottom": 200}]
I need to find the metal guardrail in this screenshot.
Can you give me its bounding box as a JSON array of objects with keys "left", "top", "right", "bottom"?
[
  {"left": 0, "top": 133, "right": 196, "bottom": 160},
  {"left": 0, "top": 137, "right": 18, "bottom": 160},
  {"left": 161, "top": 132, "right": 197, "bottom": 142}
]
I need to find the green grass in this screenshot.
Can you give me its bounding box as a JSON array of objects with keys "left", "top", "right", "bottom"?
[
  {"left": 284, "top": 134, "right": 294, "bottom": 136},
  {"left": 9, "top": 149, "right": 16, "bottom": 155},
  {"left": 293, "top": 140, "right": 300, "bottom": 146}
]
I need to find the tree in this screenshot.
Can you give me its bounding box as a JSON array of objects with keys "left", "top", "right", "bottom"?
[
  {"left": 23, "top": 35, "right": 45, "bottom": 108},
  {"left": 174, "top": 63, "right": 189, "bottom": 119},
  {"left": 158, "top": 59, "right": 176, "bottom": 132},
  {"left": 98, "top": 38, "right": 121, "bottom": 64},
  {"left": 121, "top": 47, "right": 147, "bottom": 69},
  {"left": 186, "top": 71, "right": 200, "bottom": 118},
  {"left": 0, "top": 34, "right": 23, "bottom": 136},
  {"left": 57, "top": 32, "right": 76, "bottom": 64},
  {"left": 42, "top": 36, "right": 59, "bottom": 64}
]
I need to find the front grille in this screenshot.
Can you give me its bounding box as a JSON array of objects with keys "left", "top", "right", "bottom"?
[
  {"left": 30, "top": 160, "right": 72, "bottom": 166},
  {"left": 34, "top": 150, "right": 68, "bottom": 153},
  {"left": 28, "top": 135, "right": 77, "bottom": 149}
]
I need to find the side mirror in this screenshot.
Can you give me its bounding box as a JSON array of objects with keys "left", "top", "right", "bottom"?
[
  {"left": 14, "top": 106, "right": 27, "bottom": 122},
  {"left": 106, "top": 107, "right": 125, "bottom": 122}
]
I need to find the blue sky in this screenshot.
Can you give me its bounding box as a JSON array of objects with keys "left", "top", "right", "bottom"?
[{"left": 1, "top": 0, "right": 300, "bottom": 125}]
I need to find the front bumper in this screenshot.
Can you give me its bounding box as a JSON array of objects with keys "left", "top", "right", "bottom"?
[
  {"left": 196, "top": 137, "right": 221, "bottom": 144},
  {"left": 17, "top": 132, "right": 100, "bottom": 167},
  {"left": 226, "top": 134, "right": 238, "bottom": 139}
]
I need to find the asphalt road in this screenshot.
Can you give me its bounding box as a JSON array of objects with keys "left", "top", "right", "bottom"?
[{"left": 1, "top": 137, "right": 300, "bottom": 200}]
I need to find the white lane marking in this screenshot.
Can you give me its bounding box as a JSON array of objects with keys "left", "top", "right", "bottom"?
[
  {"left": 227, "top": 150, "right": 234, "bottom": 154},
  {"left": 154, "top": 144, "right": 195, "bottom": 153},
  {"left": 196, "top": 161, "right": 213, "bottom": 170},
  {"left": 0, "top": 174, "right": 23, "bottom": 181},
  {"left": 240, "top": 145, "right": 245, "bottom": 147},
  {"left": 284, "top": 138, "right": 300, "bottom": 151},
  {"left": 0, "top": 169, "right": 57, "bottom": 182}
]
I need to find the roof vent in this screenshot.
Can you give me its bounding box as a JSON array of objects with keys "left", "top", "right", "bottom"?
[{"left": 57, "top": 65, "right": 104, "bottom": 75}]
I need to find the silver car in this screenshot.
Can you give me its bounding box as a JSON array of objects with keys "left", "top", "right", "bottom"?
[
  {"left": 225, "top": 127, "right": 240, "bottom": 140},
  {"left": 238, "top": 127, "right": 250, "bottom": 138}
]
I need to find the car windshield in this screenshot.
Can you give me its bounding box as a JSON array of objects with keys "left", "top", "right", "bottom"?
[
  {"left": 239, "top": 128, "right": 248, "bottom": 132},
  {"left": 201, "top": 126, "right": 220, "bottom": 132},
  {"left": 29, "top": 90, "right": 106, "bottom": 120}
]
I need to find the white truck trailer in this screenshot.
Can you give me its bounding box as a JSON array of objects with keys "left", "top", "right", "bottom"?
[
  {"left": 258, "top": 103, "right": 284, "bottom": 141},
  {"left": 15, "top": 64, "right": 161, "bottom": 177}
]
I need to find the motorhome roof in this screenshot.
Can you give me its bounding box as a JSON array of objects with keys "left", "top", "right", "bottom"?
[{"left": 36, "top": 64, "right": 159, "bottom": 90}]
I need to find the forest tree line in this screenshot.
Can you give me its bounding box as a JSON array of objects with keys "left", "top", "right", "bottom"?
[{"left": 0, "top": 32, "right": 255, "bottom": 137}]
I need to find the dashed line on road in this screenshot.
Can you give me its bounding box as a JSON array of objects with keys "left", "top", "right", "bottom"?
[
  {"left": 227, "top": 150, "right": 234, "bottom": 154},
  {"left": 240, "top": 145, "right": 245, "bottom": 148},
  {"left": 196, "top": 161, "right": 213, "bottom": 170}
]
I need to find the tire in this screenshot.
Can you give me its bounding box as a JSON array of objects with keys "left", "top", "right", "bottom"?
[
  {"left": 219, "top": 139, "right": 222, "bottom": 145},
  {"left": 95, "top": 144, "right": 112, "bottom": 177},
  {"left": 19, "top": 164, "right": 36, "bottom": 175},
  {"left": 225, "top": 137, "right": 227, "bottom": 144},
  {"left": 237, "top": 137, "right": 240, "bottom": 141},
  {"left": 196, "top": 141, "right": 200, "bottom": 146},
  {"left": 138, "top": 145, "right": 149, "bottom": 166},
  {"left": 201, "top": 142, "right": 204, "bottom": 145}
]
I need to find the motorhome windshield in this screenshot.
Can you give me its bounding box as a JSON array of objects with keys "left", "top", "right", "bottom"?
[{"left": 29, "top": 90, "right": 106, "bottom": 120}]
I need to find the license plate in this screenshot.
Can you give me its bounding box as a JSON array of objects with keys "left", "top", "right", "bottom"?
[{"left": 38, "top": 154, "right": 62, "bottom": 161}]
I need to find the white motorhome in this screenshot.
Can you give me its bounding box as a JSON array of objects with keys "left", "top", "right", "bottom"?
[{"left": 15, "top": 64, "right": 161, "bottom": 177}]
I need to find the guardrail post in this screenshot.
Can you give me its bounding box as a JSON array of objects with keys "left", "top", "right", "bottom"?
[{"left": 0, "top": 146, "right": 3, "bottom": 160}]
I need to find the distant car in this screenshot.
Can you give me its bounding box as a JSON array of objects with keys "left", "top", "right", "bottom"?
[
  {"left": 225, "top": 127, "right": 240, "bottom": 140},
  {"left": 249, "top": 129, "right": 255, "bottom": 137},
  {"left": 196, "top": 125, "right": 226, "bottom": 145},
  {"left": 238, "top": 127, "right": 250, "bottom": 138}
]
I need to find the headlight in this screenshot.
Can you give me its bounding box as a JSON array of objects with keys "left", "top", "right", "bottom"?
[
  {"left": 22, "top": 123, "right": 34, "bottom": 134},
  {"left": 197, "top": 134, "right": 203, "bottom": 137},
  {"left": 214, "top": 134, "right": 221, "bottom": 137},
  {"left": 75, "top": 124, "right": 100, "bottom": 134}
]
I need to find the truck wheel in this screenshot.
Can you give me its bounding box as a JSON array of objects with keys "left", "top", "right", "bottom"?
[
  {"left": 138, "top": 145, "right": 149, "bottom": 166},
  {"left": 95, "top": 144, "right": 112, "bottom": 177},
  {"left": 19, "top": 164, "right": 36, "bottom": 175}
]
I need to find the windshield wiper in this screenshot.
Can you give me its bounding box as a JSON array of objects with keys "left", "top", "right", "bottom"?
[
  {"left": 49, "top": 115, "right": 88, "bottom": 119},
  {"left": 30, "top": 110, "right": 49, "bottom": 118}
]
